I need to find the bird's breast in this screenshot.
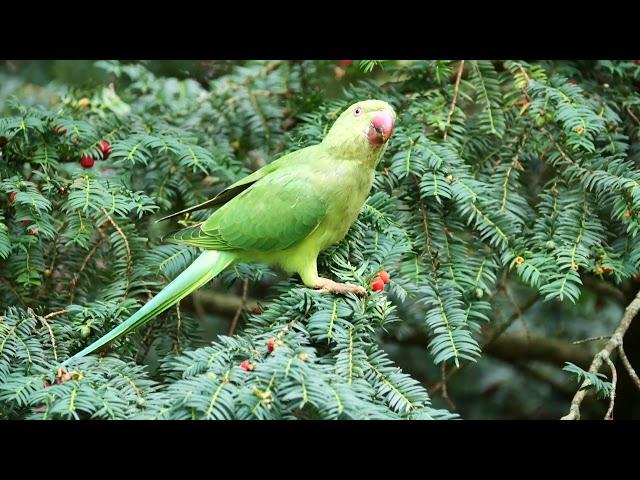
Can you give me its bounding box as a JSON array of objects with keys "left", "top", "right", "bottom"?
[{"left": 313, "top": 163, "right": 375, "bottom": 250}]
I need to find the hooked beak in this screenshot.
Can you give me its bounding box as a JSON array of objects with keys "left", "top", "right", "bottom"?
[{"left": 367, "top": 110, "right": 395, "bottom": 145}]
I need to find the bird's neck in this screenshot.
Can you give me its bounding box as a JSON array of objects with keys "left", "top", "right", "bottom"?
[{"left": 322, "top": 137, "right": 387, "bottom": 168}]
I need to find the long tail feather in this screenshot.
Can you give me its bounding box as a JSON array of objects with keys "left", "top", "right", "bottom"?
[{"left": 61, "top": 250, "right": 236, "bottom": 366}]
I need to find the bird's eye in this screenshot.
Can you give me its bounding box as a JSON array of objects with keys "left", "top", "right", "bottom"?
[{"left": 353, "top": 107, "right": 363, "bottom": 116}]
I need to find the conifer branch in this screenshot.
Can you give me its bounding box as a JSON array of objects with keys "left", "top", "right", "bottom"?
[
  {"left": 561, "top": 288, "right": 640, "bottom": 420},
  {"left": 443, "top": 60, "right": 464, "bottom": 141}
]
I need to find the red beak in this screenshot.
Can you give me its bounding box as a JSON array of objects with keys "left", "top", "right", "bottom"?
[{"left": 368, "top": 110, "right": 395, "bottom": 145}]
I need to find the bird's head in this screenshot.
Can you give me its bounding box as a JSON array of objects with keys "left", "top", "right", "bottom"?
[{"left": 322, "top": 99, "right": 396, "bottom": 164}]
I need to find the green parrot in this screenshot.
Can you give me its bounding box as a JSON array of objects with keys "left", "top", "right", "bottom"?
[{"left": 61, "top": 99, "right": 396, "bottom": 366}]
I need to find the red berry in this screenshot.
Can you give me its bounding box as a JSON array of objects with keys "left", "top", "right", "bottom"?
[
  {"left": 371, "top": 277, "right": 385, "bottom": 292},
  {"left": 378, "top": 270, "right": 390, "bottom": 284},
  {"left": 98, "top": 140, "right": 111, "bottom": 158},
  {"left": 267, "top": 338, "right": 276, "bottom": 353},
  {"left": 252, "top": 306, "right": 263, "bottom": 315},
  {"left": 21, "top": 219, "right": 29, "bottom": 225},
  {"left": 0, "top": 136, "right": 8, "bottom": 145},
  {"left": 80, "top": 154, "right": 95, "bottom": 169},
  {"left": 9, "top": 192, "right": 16, "bottom": 203},
  {"left": 339, "top": 60, "right": 352, "bottom": 67},
  {"left": 240, "top": 360, "right": 255, "bottom": 371}
]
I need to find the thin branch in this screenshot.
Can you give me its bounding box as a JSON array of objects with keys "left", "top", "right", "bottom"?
[
  {"left": 440, "top": 362, "right": 456, "bottom": 410},
  {"left": 573, "top": 335, "right": 610, "bottom": 345},
  {"left": 228, "top": 279, "right": 249, "bottom": 336},
  {"left": 503, "top": 283, "right": 530, "bottom": 341},
  {"left": 69, "top": 238, "right": 105, "bottom": 303},
  {"left": 516, "top": 65, "right": 532, "bottom": 101},
  {"left": 38, "top": 315, "right": 58, "bottom": 361},
  {"left": 604, "top": 357, "right": 617, "bottom": 420},
  {"left": 618, "top": 344, "right": 640, "bottom": 392},
  {"left": 102, "top": 208, "right": 132, "bottom": 294},
  {"left": 626, "top": 107, "right": 640, "bottom": 125},
  {"left": 43, "top": 309, "right": 68, "bottom": 320},
  {"left": 443, "top": 60, "right": 465, "bottom": 141},
  {"left": 561, "top": 288, "right": 640, "bottom": 420},
  {"left": 428, "top": 295, "right": 540, "bottom": 395},
  {"left": 485, "top": 294, "right": 539, "bottom": 348}
]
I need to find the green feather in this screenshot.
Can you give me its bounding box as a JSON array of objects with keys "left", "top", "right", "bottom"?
[
  {"left": 62, "top": 250, "right": 236, "bottom": 365},
  {"left": 62, "top": 99, "right": 395, "bottom": 364}
]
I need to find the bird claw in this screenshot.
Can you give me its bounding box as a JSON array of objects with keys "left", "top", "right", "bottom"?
[{"left": 314, "top": 278, "right": 366, "bottom": 297}]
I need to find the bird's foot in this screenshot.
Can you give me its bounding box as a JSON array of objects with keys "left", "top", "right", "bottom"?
[{"left": 313, "top": 277, "right": 366, "bottom": 297}]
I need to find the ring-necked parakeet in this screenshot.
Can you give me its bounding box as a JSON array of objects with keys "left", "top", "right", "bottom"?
[{"left": 62, "top": 99, "right": 396, "bottom": 365}]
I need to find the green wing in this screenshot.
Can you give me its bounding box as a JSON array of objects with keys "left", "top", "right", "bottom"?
[
  {"left": 156, "top": 154, "right": 288, "bottom": 223},
  {"left": 166, "top": 148, "right": 328, "bottom": 252}
]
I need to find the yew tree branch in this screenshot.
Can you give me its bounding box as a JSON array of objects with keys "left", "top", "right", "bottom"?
[{"left": 561, "top": 288, "right": 640, "bottom": 420}]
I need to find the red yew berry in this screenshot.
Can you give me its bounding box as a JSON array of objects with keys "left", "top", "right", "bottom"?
[
  {"left": 21, "top": 219, "right": 29, "bottom": 225},
  {"left": 80, "top": 154, "right": 95, "bottom": 169},
  {"left": 252, "top": 306, "right": 263, "bottom": 315},
  {"left": 371, "top": 277, "right": 385, "bottom": 292},
  {"left": 240, "top": 360, "right": 255, "bottom": 371},
  {"left": 9, "top": 192, "right": 16, "bottom": 203},
  {"left": 339, "top": 60, "right": 352, "bottom": 67},
  {"left": 267, "top": 338, "right": 276, "bottom": 353},
  {"left": 98, "top": 140, "right": 111, "bottom": 158},
  {"left": 378, "top": 270, "right": 390, "bottom": 284}
]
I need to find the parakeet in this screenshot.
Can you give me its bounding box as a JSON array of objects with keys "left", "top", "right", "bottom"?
[{"left": 61, "top": 99, "right": 396, "bottom": 366}]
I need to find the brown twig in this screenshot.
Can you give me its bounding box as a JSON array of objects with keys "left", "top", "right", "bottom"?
[
  {"left": 38, "top": 314, "right": 59, "bottom": 361},
  {"left": 604, "top": 357, "right": 617, "bottom": 420},
  {"left": 516, "top": 65, "right": 532, "bottom": 101},
  {"left": 69, "top": 238, "right": 105, "bottom": 303},
  {"left": 561, "top": 288, "right": 640, "bottom": 420},
  {"left": 626, "top": 107, "right": 640, "bottom": 125},
  {"left": 443, "top": 60, "right": 465, "bottom": 141},
  {"left": 485, "top": 295, "right": 539, "bottom": 348},
  {"left": 102, "top": 208, "right": 132, "bottom": 293},
  {"left": 441, "top": 362, "right": 456, "bottom": 410},
  {"left": 428, "top": 295, "right": 540, "bottom": 395},
  {"left": 43, "top": 309, "right": 68, "bottom": 320},
  {"left": 573, "top": 335, "right": 610, "bottom": 345},
  {"left": 503, "top": 283, "right": 530, "bottom": 341},
  {"left": 228, "top": 279, "right": 249, "bottom": 336},
  {"left": 618, "top": 344, "right": 640, "bottom": 392}
]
